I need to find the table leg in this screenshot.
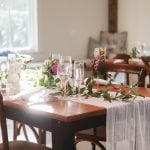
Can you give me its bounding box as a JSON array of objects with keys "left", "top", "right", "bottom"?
[
  {"left": 13, "top": 121, "right": 18, "bottom": 140},
  {"left": 52, "top": 122, "right": 75, "bottom": 150}
]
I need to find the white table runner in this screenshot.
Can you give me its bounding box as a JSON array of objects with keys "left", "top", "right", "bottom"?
[{"left": 72, "top": 96, "right": 150, "bottom": 150}]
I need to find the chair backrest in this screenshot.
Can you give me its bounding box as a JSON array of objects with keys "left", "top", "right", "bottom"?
[
  {"left": 141, "top": 56, "right": 150, "bottom": 88},
  {"left": 0, "top": 93, "right": 9, "bottom": 150},
  {"left": 141, "top": 56, "right": 150, "bottom": 67},
  {"left": 99, "top": 31, "right": 128, "bottom": 58},
  {"left": 113, "top": 53, "right": 131, "bottom": 63},
  {"left": 105, "top": 63, "right": 147, "bottom": 87}
]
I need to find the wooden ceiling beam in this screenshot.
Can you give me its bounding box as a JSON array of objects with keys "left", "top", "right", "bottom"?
[{"left": 108, "top": 0, "right": 118, "bottom": 33}]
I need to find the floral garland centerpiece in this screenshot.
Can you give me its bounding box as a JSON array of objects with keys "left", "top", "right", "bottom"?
[{"left": 33, "top": 53, "right": 143, "bottom": 102}]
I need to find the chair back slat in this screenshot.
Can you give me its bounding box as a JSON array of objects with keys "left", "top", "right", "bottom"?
[
  {"left": 113, "top": 53, "right": 131, "bottom": 63},
  {"left": 0, "top": 93, "right": 9, "bottom": 150},
  {"left": 105, "top": 63, "right": 147, "bottom": 87}
]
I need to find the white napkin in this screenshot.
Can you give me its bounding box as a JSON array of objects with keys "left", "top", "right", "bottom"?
[
  {"left": 12, "top": 87, "right": 59, "bottom": 103},
  {"left": 94, "top": 78, "right": 118, "bottom": 85}
]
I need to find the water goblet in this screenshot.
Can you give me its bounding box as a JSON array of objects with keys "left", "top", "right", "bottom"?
[
  {"left": 57, "top": 56, "right": 72, "bottom": 97},
  {"left": 73, "top": 60, "right": 84, "bottom": 97}
]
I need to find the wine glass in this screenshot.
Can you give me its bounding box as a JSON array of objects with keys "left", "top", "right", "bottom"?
[
  {"left": 51, "top": 53, "right": 60, "bottom": 62},
  {"left": 57, "top": 56, "right": 72, "bottom": 97},
  {"left": 73, "top": 60, "right": 84, "bottom": 97}
]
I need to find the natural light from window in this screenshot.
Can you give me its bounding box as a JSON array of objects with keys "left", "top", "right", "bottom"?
[{"left": 0, "top": 0, "right": 37, "bottom": 52}]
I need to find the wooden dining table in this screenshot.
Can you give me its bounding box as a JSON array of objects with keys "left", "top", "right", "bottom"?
[
  {"left": 3, "top": 95, "right": 106, "bottom": 150},
  {"left": 3, "top": 86, "right": 150, "bottom": 150}
]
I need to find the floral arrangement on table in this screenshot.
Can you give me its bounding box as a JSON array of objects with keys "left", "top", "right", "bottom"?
[{"left": 33, "top": 57, "right": 60, "bottom": 88}]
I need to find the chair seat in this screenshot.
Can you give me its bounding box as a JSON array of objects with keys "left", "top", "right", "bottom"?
[
  {"left": 76, "top": 127, "right": 106, "bottom": 150},
  {"left": 0, "top": 141, "right": 51, "bottom": 150},
  {"left": 76, "top": 126, "right": 106, "bottom": 142}
]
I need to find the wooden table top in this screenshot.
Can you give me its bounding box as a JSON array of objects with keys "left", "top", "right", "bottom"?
[
  {"left": 4, "top": 86, "right": 150, "bottom": 123},
  {"left": 4, "top": 98, "right": 106, "bottom": 122}
]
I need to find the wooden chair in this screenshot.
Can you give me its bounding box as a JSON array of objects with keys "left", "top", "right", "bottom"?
[
  {"left": 75, "top": 63, "right": 147, "bottom": 150},
  {"left": 141, "top": 56, "right": 150, "bottom": 65},
  {"left": 112, "top": 53, "right": 131, "bottom": 85},
  {"left": 105, "top": 62, "right": 147, "bottom": 87},
  {"left": 141, "top": 56, "right": 150, "bottom": 87},
  {"left": 13, "top": 122, "right": 46, "bottom": 145},
  {"left": 113, "top": 53, "right": 131, "bottom": 63},
  {"left": 75, "top": 127, "right": 106, "bottom": 150},
  {"left": 0, "top": 93, "right": 51, "bottom": 150}
]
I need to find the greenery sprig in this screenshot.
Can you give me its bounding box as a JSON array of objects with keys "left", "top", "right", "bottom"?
[
  {"left": 52, "top": 75, "right": 144, "bottom": 102},
  {"left": 130, "top": 47, "right": 140, "bottom": 58},
  {"left": 80, "top": 77, "right": 144, "bottom": 102}
]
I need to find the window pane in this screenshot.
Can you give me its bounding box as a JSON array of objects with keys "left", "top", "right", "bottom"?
[
  {"left": 0, "top": 0, "right": 9, "bottom": 10},
  {"left": 11, "top": 0, "right": 28, "bottom": 11},
  {"left": 0, "top": 0, "right": 36, "bottom": 51},
  {"left": 0, "top": 13, "right": 9, "bottom": 49},
  {"left": 10, "top": 13, "right": 29, "bottom": 48},
  {"left": 0, "top": 0, "right": 9, "bottom": 49}
]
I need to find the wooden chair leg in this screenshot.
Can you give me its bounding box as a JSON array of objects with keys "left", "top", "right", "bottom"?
[
  {"left": 91, "top": 128, "right": 97, "bottom": 150},
  {"left": 13, "top": 121, "right": 19, "bottom": 140},
  {"left": 23, "top": 124, "right": 30, "bottom": 141},
  {"left": 147, "top": 74, "right": 150, "bottom": 88},
  {"left": 91, "top": 142, "right": 96, "bottom": 150},
  {"left": 38, "top": 129, "right": 46, "bottom": 145},
  {"left": 13, "top": 121, "right": 46, "bottom": 145},
  {"left": 126, "top": 73, "right": 129, "bottom": 85},
  {"left": 75, "top": 135, "right": 106, "bottom": 150},
  {"left": 138, "top": 69, "right": 146, "bottom": 87}
]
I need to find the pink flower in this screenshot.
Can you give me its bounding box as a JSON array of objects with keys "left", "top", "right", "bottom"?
[{"left": 51, "top": 64, "right": 58, "bottom": 75}]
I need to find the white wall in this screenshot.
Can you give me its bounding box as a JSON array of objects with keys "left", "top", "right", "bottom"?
[
  {"left": 29, "top": 0, "right": 108, "bottom": 61},
  {"left": 118, "top": 0, "right": 150, "bottom": 52}
]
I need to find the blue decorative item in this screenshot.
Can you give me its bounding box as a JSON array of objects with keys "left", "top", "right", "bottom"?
[
  {"left": 0, "top": 50, "right": 19, "bottom": 57},
  {"left": 0, "top": 50, "right": 32, "bottom": 63}
]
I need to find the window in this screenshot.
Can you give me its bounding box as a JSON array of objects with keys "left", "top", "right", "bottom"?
[{"left": 0, "top": 0, "right": 37, "bottom": 52}]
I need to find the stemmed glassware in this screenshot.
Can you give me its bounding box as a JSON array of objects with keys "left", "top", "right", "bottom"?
[
  {"left": 73, "top": 60, "right": 84, "bottom": 97},
  {"left": 57, "top": 56, "right": 72, "bottom": 97},
  {"left": 51, "top": 53, "right": 60, "bottom": 62}
]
